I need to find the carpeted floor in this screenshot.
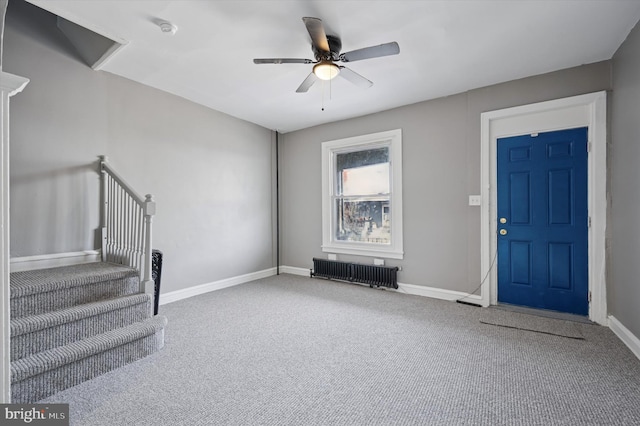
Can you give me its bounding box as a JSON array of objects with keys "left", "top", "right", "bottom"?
[
  {"left": 479, "top": 308, "right": 585, "bottom": 339},
  {"left": 40, "top": 274, "right": 640, "bottom": 425}
]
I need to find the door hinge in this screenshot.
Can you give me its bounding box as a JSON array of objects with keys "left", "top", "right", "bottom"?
[
  {"left": 588, "top": 291, "right": 592, "bottom": 303},
  {"left": 588, "top": 216, "right": 592, "bottom": 228},
  {"left": 587, "top": 142, "right": 592, "bottom": 153}
]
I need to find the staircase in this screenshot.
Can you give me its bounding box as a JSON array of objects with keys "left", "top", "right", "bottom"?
[{"left": 9, "top": 262, "right": 167, "bottom": 403}]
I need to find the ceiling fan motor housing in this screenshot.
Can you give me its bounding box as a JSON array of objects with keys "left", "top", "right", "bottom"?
[{"left": 313, "top": 35, "right": 342, "bottom": 61}]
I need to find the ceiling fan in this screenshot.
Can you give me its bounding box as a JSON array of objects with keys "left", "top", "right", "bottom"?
[{"left": 253, "top": 17, "right": 400, "bottom": 93}]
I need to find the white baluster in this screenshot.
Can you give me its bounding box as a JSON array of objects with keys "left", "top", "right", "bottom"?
[
  {"left": 98, "top": 157, "right": 157, "bottom": 308},
  {"left": 99, "top": 156, "right": 108, "bottom": 262}
]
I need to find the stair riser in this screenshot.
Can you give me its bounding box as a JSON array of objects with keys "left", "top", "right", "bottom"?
[
  {"left": 11, "top": 301, "right": 151, "bottom": 361},
  {"left": 9, "top": 263, "right": 166, "bottom": 404},
  {"left": 11, "top": 329, "right": 164, "bottom": 403},
  {"left": 11, "top": 276, "right": 139, "bottom": 318}
]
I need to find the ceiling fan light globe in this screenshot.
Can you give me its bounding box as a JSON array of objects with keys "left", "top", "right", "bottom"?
[{"left": 313, "top": 62, "right": 340, "bottom": 80}]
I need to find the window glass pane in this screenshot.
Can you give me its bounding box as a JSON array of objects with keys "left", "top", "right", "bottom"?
[
  {"left": 334, "top": 198, "right": 391, "bottom": 243},
  {"left": 336, "top": 147, "right": 389, "bottom": 196},
  {"left": 342, "top": 163, "right": 389, "bottom": 196},
  {"left": 336, "top": 147, "right": 388, "bottom": 171}
]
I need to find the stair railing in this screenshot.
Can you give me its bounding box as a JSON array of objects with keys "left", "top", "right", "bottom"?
[{"left": 99, "top": 156, "right": 156, "bottom": 296}]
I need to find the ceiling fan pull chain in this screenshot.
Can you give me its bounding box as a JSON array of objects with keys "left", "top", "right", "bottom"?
[{"left": 329, "top": 75, "right": 332, "bottom": 101}]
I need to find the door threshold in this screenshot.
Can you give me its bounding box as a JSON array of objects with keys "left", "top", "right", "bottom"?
[{"left": 493, "top": 303, "right": 594, "bottom": 325}]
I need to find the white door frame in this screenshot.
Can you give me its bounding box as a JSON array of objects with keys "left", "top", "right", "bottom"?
[
  {"left": 1, "top": 72, "right": 30, "bottom": 402},
  {"left": 479, "top": 91, "right": 608, "bottom": 325}
]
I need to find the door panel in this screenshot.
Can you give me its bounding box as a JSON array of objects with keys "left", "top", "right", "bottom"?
[
  {"left": 509, "top": 241, "right": 531, "bottom": 285},
  {"left": 510, "top": 172, "right": 531, "bottom": 224},
  {"left": 548, "top": 243, "right": 573, "bottom": 290},
  {"left": 497, "top": 127, "right": 588, "bottom": 315},
  {"left": 548, "top": 169, "right": 573, "bottom": 224}
]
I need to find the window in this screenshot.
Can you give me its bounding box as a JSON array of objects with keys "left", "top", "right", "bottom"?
[{"left": 321, "top": 129, "right": 403, "bottom": 259}]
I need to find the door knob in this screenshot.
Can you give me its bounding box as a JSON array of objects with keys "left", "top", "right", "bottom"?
[
  {"left": 499, "top": 229, "right": 507, "bottom": 235},
  {"left": 499, "top": 217, "right": 507, "bottom": 224}
]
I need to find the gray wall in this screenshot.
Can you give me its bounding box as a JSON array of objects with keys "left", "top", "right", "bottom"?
[
  {"left": 281, "top": 61, "right": 612, "bottom": 294},
  {"left": 0, "top": 0, "right": 7, "bottom": 69},
  {"left": 4, "top": 1, "right": 276, "bottom": 294},
  {"left": 611, "top": 21, "right": 640, "bottom": 337}
]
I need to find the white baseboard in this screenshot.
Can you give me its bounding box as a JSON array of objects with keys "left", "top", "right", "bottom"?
[
  {"left": 279, "top": 265, "right": 310, "bottom": 277},
  {"left": 10, "top": 250, "right": 102, "bottom": 272},
  {"left": 396, "top": 282, "right": 483, "bottom": 304},
  {"left": 608, "top": 315, "right": 640, "bottom": 362},
  {"left": 280, "top": 264, "right": 482, "bottom": 304},
  {"left": 159, "top": 267, "right": 277, "bottom": 305}
]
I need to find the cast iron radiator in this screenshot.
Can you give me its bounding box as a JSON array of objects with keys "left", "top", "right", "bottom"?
[{"left": 311, "top": 258, "right": 399, "bottom": 289}]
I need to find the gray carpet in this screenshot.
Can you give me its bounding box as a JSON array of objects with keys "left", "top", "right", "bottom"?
[
  {"left": 40, "top": 274, "right": 640, "bottom": 425},
  {"left": 479, "top": 308, "right": 585, "bottom": 339}
]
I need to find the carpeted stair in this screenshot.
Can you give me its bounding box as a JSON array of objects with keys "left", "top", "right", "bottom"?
[{"left": 9, "top": 262, "right": 167, "bottom": 403}]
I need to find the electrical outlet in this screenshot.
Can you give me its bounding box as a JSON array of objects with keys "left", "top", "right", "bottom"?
[
  {"left": 469, "top": 195, "right": 482, "bottom": 206},
  {"left": 373, "top": 258, "right": 385, "bottom": 266},
  {"left": 328, "top": 254, "right": 337, "bottom": 261}
]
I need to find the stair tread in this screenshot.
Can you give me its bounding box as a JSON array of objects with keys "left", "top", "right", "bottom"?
[
  {"left": 11, "top": 315, "right": 167, "bottom": 383},
  {"left": 10, "top": 262, "right": 139, "bottom": 298},
  {"left": 10, "top": 293, "right": 152, "bottom": 337}
]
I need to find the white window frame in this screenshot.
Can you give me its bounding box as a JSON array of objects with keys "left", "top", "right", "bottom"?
[{"left": 321, "top": 129, "right": 403, "bottom": 259}]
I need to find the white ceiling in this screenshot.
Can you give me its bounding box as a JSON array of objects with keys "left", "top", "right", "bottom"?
[{"left": 25, "top": 0, "right": 640, "bottom": 133}]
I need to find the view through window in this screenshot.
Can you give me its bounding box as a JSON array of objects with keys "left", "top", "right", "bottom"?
[{"left": 335, "top": 147, "right": 390, "bottom": 244}]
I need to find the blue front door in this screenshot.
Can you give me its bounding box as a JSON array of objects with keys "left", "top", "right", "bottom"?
[{"left": 497, "top": 127, "right": 589, "bottom": 315}]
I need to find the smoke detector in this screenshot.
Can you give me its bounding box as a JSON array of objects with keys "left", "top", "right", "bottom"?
[{"left": 157, "top": 20, "right": 178, "bottom": 35}]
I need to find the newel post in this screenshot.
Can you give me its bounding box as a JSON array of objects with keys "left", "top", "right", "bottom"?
[
  {"left": 99, "top": 155, "right": 108, "bottom": 262},
  {"left": 142, "top": 194, "right": 156, "bottom": 301}
]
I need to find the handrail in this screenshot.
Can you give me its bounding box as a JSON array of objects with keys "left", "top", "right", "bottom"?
[
  {"left": 99, "top": 155, "right": 156, "bottom": 303},
  {"left": 100, "top": 160, "right": 146, "bottom": 205}
]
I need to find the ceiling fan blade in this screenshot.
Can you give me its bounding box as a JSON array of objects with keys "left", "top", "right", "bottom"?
[
  {"left": 338, "top": 67, "right": 373, "bottom": 89},
  {"left": 340, "top": 42, "right": 400, "bottom": 62},
  {"left": 302, "top": 17, "right": 330, "bottom": 53},
  {"left": 253, "top": 58, "right": 314, "bottom": 64},
  {"left": 296, "top": 73, "right": 318, "bottom": 93}
]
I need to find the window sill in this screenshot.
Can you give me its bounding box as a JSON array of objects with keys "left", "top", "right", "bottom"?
[{"left": 321, "top": 244, "right": 404, "bottom": 260}]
